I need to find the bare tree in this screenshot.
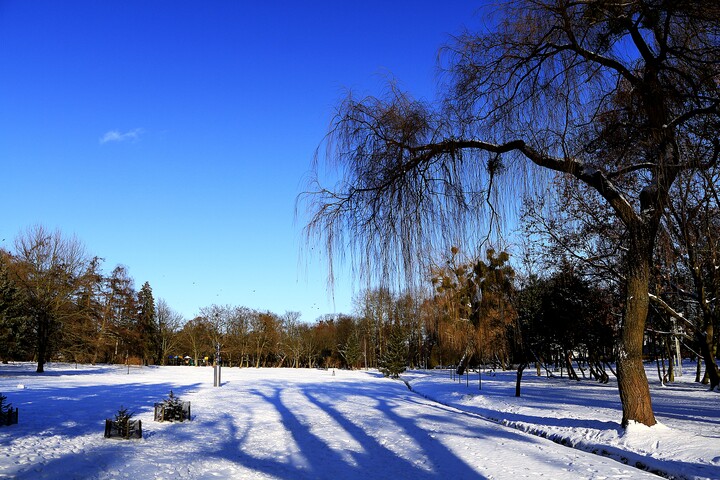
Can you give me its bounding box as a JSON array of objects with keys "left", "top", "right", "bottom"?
[
  {"left": 156, "top": 298, "right": 183, "bottom": 365},
  {"left": 178, "top": 316, "right": 214, "bottom": 366},
  {"left": 12, "top": 225, "right": 91, "bottom": 373},
  {"left": 199, "top": 304, "right": 233, "bottom": 363},
  {"left": 301, "top": 322, "right": 320, "bottom": 368},
  {"left": 226, "top": 306, "right": 253, "bottom": 367},
  {"left": 249, "top": 311, "right": 280, "bottom": 367},
  {"left": 657, "top": 164, "right": 720, "bottom": 388},
  {"left": 303, "top": 1, "right": 720, "bottom": 427},
  {"left": 282, "top": 311, "right": 304, "bottom": 367},
  {"left": 356, "top": 288, "right": 395, "bottom": 367}
]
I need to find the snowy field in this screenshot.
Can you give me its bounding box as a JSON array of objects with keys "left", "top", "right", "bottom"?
[{"left": 0, "top": 363, "right": 717, "bottom": 480}]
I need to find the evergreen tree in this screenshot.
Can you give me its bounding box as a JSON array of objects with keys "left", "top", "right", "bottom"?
[
  {"left": 0, "top": 252, "right": 31, "bottom": 362},
  {"left": 137, "top": 282, "right": 158, "bottom": 365},
  {"left": 378, "top": 326, "right": 407, "bottom": 379},
  {"left": 0, "top": 392, "right": 14, "bottom": 424},
  {"left": 104, "top": 265, "right": 138, "bottom": 363},
  {"left": 339, "top": 329, "right": 362, "bottom": 370}
]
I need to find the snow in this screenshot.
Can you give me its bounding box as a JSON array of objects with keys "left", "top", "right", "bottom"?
[
  {"left": 0, "top": 363, "right": 717, "bottom": 480},
  {"left": 405, "top": 364, "right": 720, "bottom": 480}
]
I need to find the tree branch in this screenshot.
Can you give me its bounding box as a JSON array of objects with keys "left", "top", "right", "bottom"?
[
  {"left": 648, "top": 293, "right": 695, "bottom": 330},
  {"left": 411, "top": 139, "right": 639, "bottom": 227},
  {"left": 667, "top": 102, "right": 720, "bottom": 130},
  {"left": 557, "top": 7, "right": 639, "bottom": 87},
  {"left": 607, "top": 163, "right": 657, "bottom": 179}
]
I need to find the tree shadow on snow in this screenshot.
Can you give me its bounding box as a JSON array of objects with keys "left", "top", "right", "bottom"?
[
  {"left": 198, "top": 375, "right": 600, "bottom": 479},
  {"left": 187, "top": 382, "right": 490, "bottom": 480},
  {"left": 2, "top": 380, "right": 202, "bottom": 479},
  {"left": 101, "top": 376, "right": 499, "bottom": 479},
  {"left": 0, "top": 363, "right": 119, "bottom": 378}
]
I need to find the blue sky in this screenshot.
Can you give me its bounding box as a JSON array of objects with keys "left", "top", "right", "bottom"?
[{"left": 0, "top": 1, "right": 485, "bottom": 322}]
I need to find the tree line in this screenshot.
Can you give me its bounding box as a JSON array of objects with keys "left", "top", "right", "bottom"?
[
  {"left": 0, "top": 225, "right": 172, "bottom": 372},
  {"left": 0, "top": 224, "right": 604, "bottom": 375},
  {"left": 3, "top": 223, "right": 714, "bottom": 393}
]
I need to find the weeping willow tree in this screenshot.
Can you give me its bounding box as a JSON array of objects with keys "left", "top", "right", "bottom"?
[{"left": 301, "top": 1, "right": 720, "bottom": 427}]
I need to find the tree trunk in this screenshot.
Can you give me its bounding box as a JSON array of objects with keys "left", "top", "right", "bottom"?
[
  {"left": 616, "top": 235, "right": 656, "bottom": 428},
  {"left": 456, "top": 347, "right": 472, "bottom": 376},
  {"left": 565, "top": 351, "right": 579, "bottom": 381},
  {"left": 664, "top": 337, "right": 674, "bottom": 383},
  {"left": 36, "top": 313, "right": 48, "bottom": 373},
  {"left": 515, "top": 362, "right": 527, "bottom": 397},
  {"left": 653, "top": 332, "right": 663, "bottom": 382},
  {"left": 698, "top": 322, "right": 720, "bottom": 390}
]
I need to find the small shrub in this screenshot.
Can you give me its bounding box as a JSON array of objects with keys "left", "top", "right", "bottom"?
[
  {"left": 114, "top": 406, "right": 133, "bottom": 430},
  {"left": 104, "top": 406, "right": 142, "bottom": 439},
  {"left": 154, "top": 390, "right": 191, "bottom": 422},
  {"left": 0, "top": 393, "right": 18, "bottom": 426}
]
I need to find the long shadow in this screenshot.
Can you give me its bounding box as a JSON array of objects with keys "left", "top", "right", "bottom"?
[
  {"left": 413, "top": 384, "right": 623, "bottom": 432},
  {"left": 217, "top": 373, "right": 719, "bottom": 480},
  {"left": 135, "top": 380, "right": 492, "bottom": 480},
  {"left": 12, "top": 443, "right": 122, "bottom": 480},
  {"left": 187, "top": 410, "right": 335, "bottom": 480},
  {"left": 197, "top": 383, "right": 490, "bottom": 479},
  {"left": 253, "top": 387, "right": 358, "bottom": 478},
  {"left": 0, "top": 363, "right": 119, "bottom": 377},
  {"left": 8, "top": 381, "right": 201, "bottom": 430},
  {"left": 302, "top": 384, "right": 486, "bottom": 479},
  {"left": 650, "top": 385, "right": 720, "bottom": 428},
  {"left": 417, "top": 368, "right": 720, "bottom": 430},
  {"left": 295, "top": 387, "right": 458, "bottom": 478},
  {"left": 10, "top": 370, "right": 712, "bottom": 480},
  {"left": 432, "top": 369, "right": 720, "bottom": 429}
]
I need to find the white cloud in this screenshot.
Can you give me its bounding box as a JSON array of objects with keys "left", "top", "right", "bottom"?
[{"left": 99, "top": 128, "right": 143, "bottom": 144}]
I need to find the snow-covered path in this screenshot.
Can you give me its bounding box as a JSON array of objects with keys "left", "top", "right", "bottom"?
[{"left": 1, "top": 365, "right": 661, "bottom": 479}]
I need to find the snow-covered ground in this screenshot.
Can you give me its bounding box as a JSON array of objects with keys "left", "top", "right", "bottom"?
[
  {"left": 0, "top": 363, "right": 716, "bottom": 479},
  {"left": 406, "top": 364, "right": 720, "bottom": 480}
]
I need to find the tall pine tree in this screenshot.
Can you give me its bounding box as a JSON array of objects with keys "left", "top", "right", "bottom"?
[
  {"left": 378, "top": 326, "right": 407, "bottom": 379},
  {"left": 137, "top": 282, "right": 158, "bottom": 365}
]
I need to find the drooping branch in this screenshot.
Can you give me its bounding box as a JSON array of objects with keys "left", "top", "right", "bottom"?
[{"left": 405, "top": 138, "right": 639, "bottom": 228}]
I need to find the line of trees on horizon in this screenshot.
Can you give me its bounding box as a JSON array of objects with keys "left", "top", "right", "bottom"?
[{"left": 1, "top": 222, "right": 717, "bottom": 396}]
